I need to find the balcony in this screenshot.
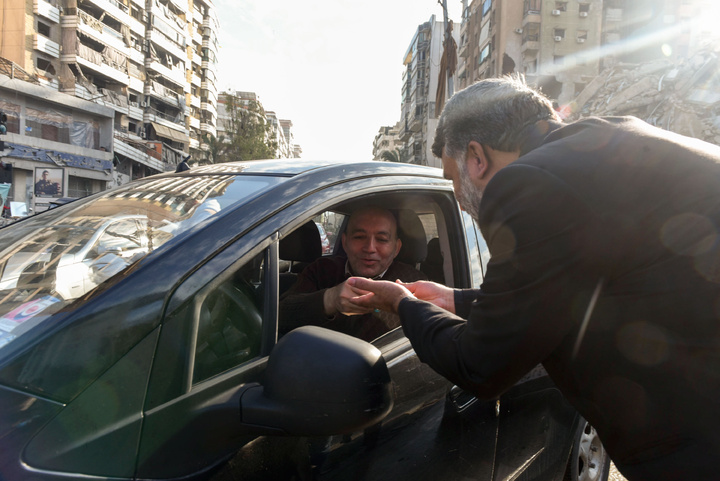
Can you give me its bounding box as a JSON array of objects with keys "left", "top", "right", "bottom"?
[
  {"left": 148, "top": 30, "right": 186, "bottom": 63},
  {"left": 190, "top": 95, "right": 201, "bottom": 108},
  {"left": 189, "top": 116, "right": 200, "bottom": 129},
  {"left": 167, "top": 0, "right": 187, "bottom": 14},
  {"left": 33, "top": 0, "right": 60, "bottom": 23},
  {"left": 458, "top": 40, "right": 468, "bottom": 59},
  {"left": 146, "top": 80, "right": 184, "bottom": 108},
  {"left": 521, "top": 33, "right": 540, "bottom": 53},
  {"left": 191, "top": 72, "right": 201, "bottom": 86},
  {"left": 200, "top": 100, "right": 217, "bottom": 118},
  {"left": 145, "top": 58, "right": 187, "bottom": 88},
  {"left": 114, "top": 136, "right": 165, "bottom": 172},
  {"left": 76, "top": 43, "right": 130, "bottom": 85},
  {"left": 83, "top": 0, "right": 145, "bottom": 36},
  {"left": 200, "top": 123, "right": 216, "bottom": 137},
  {"left": 398, "top": 119, "right": 412, "bottom": 142},
  {"left": 33, "top": 34, "right": 60, "bottom": 58},
  {"left": 77, "top": 10, "right": 131, "bottom": 55},
  {"left": 202, "top": 37, "right": 218, "bottom": 55}
]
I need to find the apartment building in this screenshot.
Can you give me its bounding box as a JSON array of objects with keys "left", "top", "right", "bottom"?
[
  {"left": 372, "top": 123, "right": 403, "bottom": 161},
  {"left": 602, "top": 0, "right": 716, "bottom": 67},
  {"left": 0, "top": 0, "right": 219, "bottom": 188},
  {"left": 456, "top": 0, "right": 602, "bottom": 105},
  {"left": 0, "top": 68, "right": 114, "bottom": 214},
  {"left": 398, "top": 14, "right": 456, "bottom": 168}
]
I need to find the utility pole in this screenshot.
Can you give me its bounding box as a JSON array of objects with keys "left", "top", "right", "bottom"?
[{"left": 439, "top": 0, "right": 454, "bottom": 98}]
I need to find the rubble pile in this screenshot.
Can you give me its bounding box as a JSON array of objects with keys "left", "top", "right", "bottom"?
[{"left": 568, "top": 44, "right": 720, "bottom": 145}]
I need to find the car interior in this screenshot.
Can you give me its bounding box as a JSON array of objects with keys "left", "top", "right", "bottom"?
[
  {"left": 190, "top": 191, "right": 473, "bottom": 384},
  {"left": 278, "top": 192, "right": 455, "bottom": 300}
]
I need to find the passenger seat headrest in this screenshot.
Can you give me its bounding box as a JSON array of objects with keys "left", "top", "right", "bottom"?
[
  {"left": 395, "top": 209, "right": 427, "bottom": 266},
  {"left": 280, "top": 220, "right": 322, "bottom": 262}
]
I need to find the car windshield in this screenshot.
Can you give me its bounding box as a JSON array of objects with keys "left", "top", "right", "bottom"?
[{"left": 0, "top": 174, "right": 284, "bottom": 350}]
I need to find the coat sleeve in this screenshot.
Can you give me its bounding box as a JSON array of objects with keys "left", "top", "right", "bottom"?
[{"left": 399, "top": 164, "right": 599, "bottom": 399}]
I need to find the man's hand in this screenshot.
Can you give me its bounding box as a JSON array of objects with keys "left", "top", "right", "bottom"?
[
  {"left": 323, "top": 280, "right": 375, "bottom": 316},
  {"left": 345, "top": 277, "right": 414, "bottom": 314},
  {"left": 398, "top": 280, "right": 456, "bottom": 314}
]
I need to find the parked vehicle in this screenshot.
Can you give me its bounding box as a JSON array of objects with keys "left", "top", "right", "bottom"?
[
  {"left": 315, "top": 221, "right": 331, "bottom": 254},
  {"left": 0, "top": 160, "right": 609, "bottom": 481}
]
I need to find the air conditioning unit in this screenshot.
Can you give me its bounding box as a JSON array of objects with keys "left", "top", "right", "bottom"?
[
  {"left": 555, "top": 36, "right": 563, "bottom": 41},
  {"left": 514, "top": 28, "right": 523, "bottom": 34},
  {"left": 577, "top": 38, "right": 586, "bottom": 43},
  {"left": 551, "top": 9, "right": 562, "bottom": 15},
  {"left": 579, "top": 11, "right": 588, "bottom": 17}
]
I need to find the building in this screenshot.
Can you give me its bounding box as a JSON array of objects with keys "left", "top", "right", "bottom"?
[
  {"left": 0, "top": 0, "right": 220, "bottom": 186},
  {"left": 601, "top": 0, "right": 716, "bottom": 67},
  {"left": 456, "top": 0, "right": 603, "bottom": 105},
  {"left": 0, "top": 68, "right": 114, "bottom": 214},
  {"left": 372, "top": 123, "right": 403, "bottom": 161},
  {"left": 398, "top": 14, "right": 457, "bottom": 168}
]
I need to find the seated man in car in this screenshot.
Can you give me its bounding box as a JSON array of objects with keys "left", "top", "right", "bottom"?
[{"left": 279, "top": 206, "right": 427, "bottom": 342}]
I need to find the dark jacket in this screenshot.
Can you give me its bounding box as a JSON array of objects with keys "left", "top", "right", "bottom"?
[
  {"left": 280, "top": 255, "right": 427, "bottom": 342},
  {"left": 399, "top": 117, "right": 720, "bottom": 479}
]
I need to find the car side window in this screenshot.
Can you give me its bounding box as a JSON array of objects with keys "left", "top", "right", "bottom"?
[
  {"left": 462, "top": 211, "right": 485, "bottom": 287},
  {"left": 192, "top": 250, "right": 264, "bottom": 384}
]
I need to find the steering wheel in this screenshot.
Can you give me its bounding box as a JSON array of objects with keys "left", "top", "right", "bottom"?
[{"left": 194, "top": 282, "right": 263, "bottom": 381}]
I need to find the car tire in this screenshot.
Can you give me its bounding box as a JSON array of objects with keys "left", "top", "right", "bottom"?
[{"left": 564, "top": 419, "right": 610, "bottom": 481}]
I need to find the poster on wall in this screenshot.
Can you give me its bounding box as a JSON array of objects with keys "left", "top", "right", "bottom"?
[{"left": 34, "top": 167, "right": 63, "bottom": 198}]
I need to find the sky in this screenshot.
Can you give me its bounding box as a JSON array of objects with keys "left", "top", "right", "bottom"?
[{"left": 214, "top": 1, "right": 463, "bottom": 161}]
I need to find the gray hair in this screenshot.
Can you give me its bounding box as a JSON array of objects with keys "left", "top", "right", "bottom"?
[{"left": 432, "top": 74, "right": 558, "bottom": 160}]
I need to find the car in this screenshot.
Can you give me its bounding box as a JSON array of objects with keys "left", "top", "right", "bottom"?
[
  {"left": 0, "top": 159, "right": 610, "bottom": 481},
  {"left": 315, "top": 221, "right": 331, "bottom": 254},
  {"left": 47, "top": 197, "right": 78, "bottom": 209}
]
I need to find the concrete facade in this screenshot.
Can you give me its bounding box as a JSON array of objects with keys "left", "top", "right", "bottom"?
[
  {"left": 0, "top": 74, "right": 113, "bottom": 215},
  {"left": 0, "top": 0, "right": 220, "bottom": 189}
]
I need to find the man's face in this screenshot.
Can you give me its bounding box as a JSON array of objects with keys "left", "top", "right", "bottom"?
[
  {"left": 42, "top": 172, "right": 48, "bottom": 180},
  {"left": 442, "top": 148, "right": 483, "bottom": 222},
  {"left": 342, "top": 209, "right": 402, "bottom": 278}
]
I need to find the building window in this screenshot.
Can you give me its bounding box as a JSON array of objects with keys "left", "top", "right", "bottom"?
[
  {"left": 555, "top": 2, "right": 568, "bottom": 12},
  {"left": 36, "top": 57, "right": 56, "bottom": 76},
  {"left": 479, "top": 43, "right": 491, "bottom": 65},
  {"left": 579, "top": 4, "right": 590, "bottom": 14},
  {"left": 482, "top": 0, "right": 492, "bottom": 17},
  {"left": 37, "top": 21, "right": 51, "bottom": 37},
  {"left": 68, "top": 176, "right": 93, "bottom": 198},
  {"left": 577, "top": 30, "right": 588, "bottom": 42},
  {"left": 554, "top": 28, "right": 566, "bottom": 38},
  {"left": 524, "top": 0, "right": 541, "bottom": 15}
]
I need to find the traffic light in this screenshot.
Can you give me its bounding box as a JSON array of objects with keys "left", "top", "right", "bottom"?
[{"left": 0, "top": 112, "right": 6, "bottom": 152}]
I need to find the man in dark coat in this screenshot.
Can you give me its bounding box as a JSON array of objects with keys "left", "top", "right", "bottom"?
[
  {"left": 347, "top": 75, "right": 720, "bottom": 480},
  {"left": 279, "top": 207, "right": 426, "bottom": 342}
]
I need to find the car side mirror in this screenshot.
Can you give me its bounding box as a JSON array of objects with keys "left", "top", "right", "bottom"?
[{"left": 239, "top": 326, "right": 393, "bottom": 436}]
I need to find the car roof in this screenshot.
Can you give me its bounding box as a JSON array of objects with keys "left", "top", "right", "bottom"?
[{"left": 169, "top": 159, "right": 444, "bottom": 178}]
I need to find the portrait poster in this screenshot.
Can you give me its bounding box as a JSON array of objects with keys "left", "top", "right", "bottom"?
[{"left": 34, "top": 167, "right": 63, "bottom": 198}]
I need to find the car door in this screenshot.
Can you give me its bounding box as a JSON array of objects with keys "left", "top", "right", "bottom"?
[
  {"left": 137, "top": 234, "right": 277, "bottom": 480},
  {"left": 137, "top": 179, "right": 501, "bottom": 481},
  {"left": 461, "top": 212, "right": 580, "bottom": 481}
]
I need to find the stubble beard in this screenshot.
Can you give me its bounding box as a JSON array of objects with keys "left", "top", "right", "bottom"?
[{"left": 456, "top": 169, "right": 484, "bottom": 223}]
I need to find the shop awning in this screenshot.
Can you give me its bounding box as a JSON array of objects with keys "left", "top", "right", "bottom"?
[{"left": 151, "top": 122, "right": 189, "bottom": 144}]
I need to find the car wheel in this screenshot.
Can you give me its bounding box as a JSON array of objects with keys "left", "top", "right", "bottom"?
[{"left": 564, "top": 419, "right": 610, "bottom": 481}]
